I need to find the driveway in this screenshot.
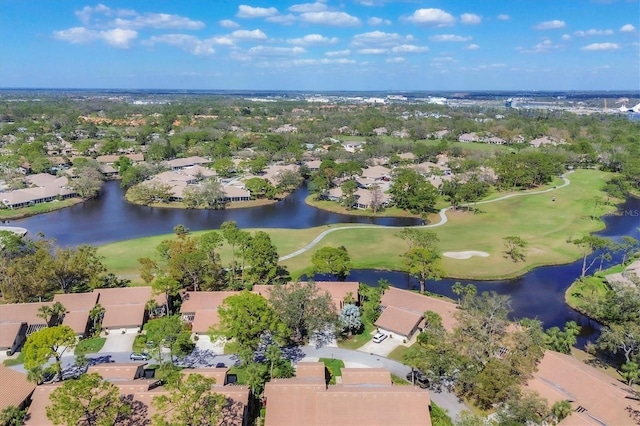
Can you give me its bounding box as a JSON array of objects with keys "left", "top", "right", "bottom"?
[
  {"left": 99, "top": 331, "right": 137, "bottom": 353},
  {"left": 194, "top": 335, "right": 225, "bottom": 354},
  {"left": 357, "top": 334, "right": 402, "bottom": 357}
]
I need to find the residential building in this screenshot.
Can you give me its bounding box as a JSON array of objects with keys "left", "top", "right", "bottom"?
[
  {"left": 52, "top": 292, "right": 100, "bottom": 336},
  {"left": 95, "top": 287, "right": 166, "bottom": 333},
  {"left": 264, "top": 363, "right": 432, "bottom": 426},
  {"left": 374, "top": 287, "right": 458, "bottom": 339},
  {"left": 0, "top": 302, "right": 52, "bottom": 354},
  {"left": 0, "top": 365, "right": 35, "bottom": 412},
  {"left": 525, "top": 350, "right": 638, "bottom": 425}
]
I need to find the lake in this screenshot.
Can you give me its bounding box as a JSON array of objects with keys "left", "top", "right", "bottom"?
[{"left": 12, "top": 181, "right": 640, "bottom": 342}]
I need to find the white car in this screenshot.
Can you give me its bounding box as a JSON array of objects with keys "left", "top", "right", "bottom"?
[{"left": 372, "top": 332, "right": 387, "bottom": 343}]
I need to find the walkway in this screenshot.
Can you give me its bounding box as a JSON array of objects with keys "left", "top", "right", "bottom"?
[
  {"left": 300, "top": 345, "right": 470, "bottom": 420},
  {"left": 279, "top": 172, "right": 572, "bottom": 261}
]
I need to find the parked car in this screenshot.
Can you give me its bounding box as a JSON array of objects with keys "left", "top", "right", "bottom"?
[
  {"left": 406, "top": 370, "right": 429, "bottom": 388},
  {"left": 130, "top": 352, "right": 150, "bottom": 361},
  {"left": 215, "top": 362, "right": 226, "bottom": 368},
  {"left": 372, "top": 332, "right": 387, "bottom": 343}
]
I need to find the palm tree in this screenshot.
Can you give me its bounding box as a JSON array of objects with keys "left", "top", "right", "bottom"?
[
  {"left": 552, "top": 400, "right": 572, "bottom": 422},
  {"left": 50, "top": 302, "right": 66, "bottom": 325},
  {"left": 89, "top": 304, "right": 105, "bottom": 335},
  {"left": 36, "top": 305, "right": 53, "bottom": 325}
]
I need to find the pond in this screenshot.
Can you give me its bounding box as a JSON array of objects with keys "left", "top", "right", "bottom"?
[{"left": 13, "top": 181, "right": 640, "bottom": 343}]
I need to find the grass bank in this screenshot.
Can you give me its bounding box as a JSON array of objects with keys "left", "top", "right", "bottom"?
[
  {"left": 75, "top": 337, "right": 107, "bottom": 354},
  {"left": 0, "top": 198, "right": 82, "bottom": 220},
  {"left": 99, "top": 170, "right": 617, "bottom": 281}
]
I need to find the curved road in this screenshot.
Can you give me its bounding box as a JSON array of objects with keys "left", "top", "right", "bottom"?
[{"left": 279, "top": 172, "right": 572, "bottom": 261}]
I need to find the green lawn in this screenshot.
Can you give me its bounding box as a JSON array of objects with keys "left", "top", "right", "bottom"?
[
  {"left": 387, "top": 345, "right": 410, "bottom": 363},
  {"left": 74, "top": 337, "right": 107, "bottom": 354},
  {"left": 565, "top": 259, "right": 636, "bottom": 313},
  {"left": 2, "top": 351, "right": 25, "bottom": 366},
  {"left": 0, "top": 198, "right": 81, "bottom": 219},
  {"left": 337, "top": 320, "right": 374, "bottom": 350},
  {"left": 98, "top": 169, "right": 617, "bottom": 281},
  {"left": 319, "top": 357, "right": 345, "bottom": 384},
  {"left": 391, "top": 373, "right": 411, "bottom": 385}
]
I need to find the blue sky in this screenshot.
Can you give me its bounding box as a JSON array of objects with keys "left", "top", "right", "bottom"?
[{"left": 1, "top": 1, "right": 638, "bottom": 90}]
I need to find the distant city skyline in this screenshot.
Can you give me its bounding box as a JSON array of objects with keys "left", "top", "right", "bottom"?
[{"left": 1, "top": 1, "right": 639, "bottom": 91}]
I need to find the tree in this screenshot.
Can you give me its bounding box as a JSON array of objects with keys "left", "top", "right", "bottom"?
[
  {"left": 243, "top": 361, "right": 269, "bottom": 396},
  {"left": 494, "top": 389, "right": 550, "bottom": 426},
  {"left": 221, "top": 221, "right": 241, "bottom": 284},
  {"left": 369, "top": 184, "right": 385, "bottom": 213},
  {"left": 618, "top": 236, "right": 640, "bottom": 266},
  {"left": 552, "top": 400, "right": 572, "bottom": 423},
  {"left": 144, "top": 316, "right": 193, "bottom": 362},
  {"left": 88, "top": 304, "right": 105, "bottom": 335},
  {"left": 620, "top": 361, "right": 640, "bottom": 386},
  {"left": 403, "top": 246, "right": 444, "bottom": 294},
  {"left": 340, "top": 180, "right": 358, "bottom": 208},
  {"left": 502, "top": 236, "right": 528, "bottom": 262},
  {"left": 244, "top": 177, "right": 276, "bottom": 199},
  {"left": 182, "top": 179, "right": 226, "bottom": 209},
  {"left": 152, "top": 275, "right": 181, "bottom": 314},
  {"left": 210, "top": 291, "right": 287, "bottom": 352},
  {"left": 397, "top": 228, "right": 439, "bottom": 250},
  {"left": 0, "top": 406, "right": 26, "bottom": 426},
  {"left": 269, "top": 281, "right": 338, "bottom": 344},
  {"left": 573, "top": 235, "right": 610, "bottom": 278},
  {"left": 151, "top": 373, "right": 226, "bottom": 426},
  {"left": 43, "top": 245, "right": 107, "bottom": 294},
  {"left": 598, "top": 322, "right": 640, "bottom": 364},
  {"left": 212, "top": 157, "right": 235, "bottom": 178},
  {"left": 69, "top": 165, "right": 104, "bottom": 199},
  {"left": 23, "top": 325, "right": 76, "bottom": 382},
  {"left": 339, "top": 304, "right": 362, "bottom": 336},
  {"left": 311, "top": 246, "right": 352, "bottom": 280},
  {"left": 544, "top": 321, "right": 580, "bottom": 354},
  {"left": 46, "top": 373, "right": 131, "bottom": 426},
  {"left": 244, "top": 231, "right": 280, "bottom": 286},
  {"left": 276, "top": 169, "right": 303, "bottom": 192},
  {"left": 389, "top": 168, "right": 439, "bottom": 214}
]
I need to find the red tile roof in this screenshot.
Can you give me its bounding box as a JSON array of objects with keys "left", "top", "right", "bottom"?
[
  {"left": 0, "top": 365, "right": 35, "bottom": 411},
  {"left": 526, "top": 350, "right": 637, "bottom": 426},
  {"left": 379, "top": 287, "right": 458, "bottom": 332}
]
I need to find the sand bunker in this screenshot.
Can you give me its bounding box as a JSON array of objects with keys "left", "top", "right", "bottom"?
[{"left": 443, "top": 250, "right": 490, "bottom": 259}]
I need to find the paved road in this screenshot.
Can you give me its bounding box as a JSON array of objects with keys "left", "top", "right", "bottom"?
[
  {"left": 279, "top": 172, "right": 573, "bottom": 261},
  {"left": 301, "top": 345, "right": 470, "bottom": 420}
]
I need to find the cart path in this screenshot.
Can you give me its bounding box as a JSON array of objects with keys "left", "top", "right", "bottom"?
[{"left": 278, "top": 172, "right": 572, "bottom": 262}]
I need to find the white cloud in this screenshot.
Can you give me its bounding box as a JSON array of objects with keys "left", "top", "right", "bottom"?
[
  {"left": 386, "top": 57, "right": 405, "bottom": 63},
  {"left": 351, "top": 31, "right": 408, "bottom": 47},
  {"left": 237, "top": 5, "right": 279, "bottom": 18},
  {"left": 112, "top": 13, "right": 204, "bottom": 30},
  {"left": 219, "top": 19, "right": 240, "bottom": 28},
  {"left": 288, "top": 2, "right": 328, "bottom": 13},
  {"left": 391, "top": 44, "right": 428, "bottom": 53},
  {"left": 574, "top": 29, "right": 614, "bottom": 36},
  {"left": 460, "top": 13, "right": 481, "bottom": 25},
  {"left": 290, "top": 58, "right": 356, "bottom": 66},
  {"left": 580, "top": 42, "right": 620, "bottom": 51},
  {"left": 287, "top": 34, "right": 338, "bottom": 46},
  {"left": 358, "top": 48, "right": 388, "bottom": 54},
  {"left": 325, "top": 49, "right": 351, "bottom": 57},
  {"left": 101, "top": 28, "right": 138, "bottom": 48},
  {"left": 299, "top": 11, "right": 360, "bottom": 26},
  {"left": 368, "top": 17, "right": 391, "bottom": 26},
  {"left": 230, "top": 29, "right": 268, "bottom": 41},
  {"left": 561, "top": 34, "right": 571, "bottom": 40},
  {"left": 75, "top": 4, "right": 135, "bottom": 26},
  {"left": 517, "top": 39, "right": 562, "bottom": 53},
  {"left": 247, "top": 46, "right": 306, "bottom": 57},
  {"left": 266, "top": 14, "right": 297, "bottom": 25},
  {"left": 429, "top": 34, "right": 472, "bottom": 42},
  {"left": 465, "top": 43, "right": 480, "bottom": 50},
  {"left": 620, "top": 24, "right": 636, "bottom": 33},
  {"left": 53, "top": 26, "right": 137, "bottom": 48},
  {"left": 497, "top": 14, "right": 510, "bottom": 21},
  {"left": 533, "top": 20, "right": 566, "bottom": 30},
  {"left": 144, "top": 34, "right": 215, "bottom": 55},
  {"left": 404, "top": 8, "right": 455, "bottom": 27}
]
